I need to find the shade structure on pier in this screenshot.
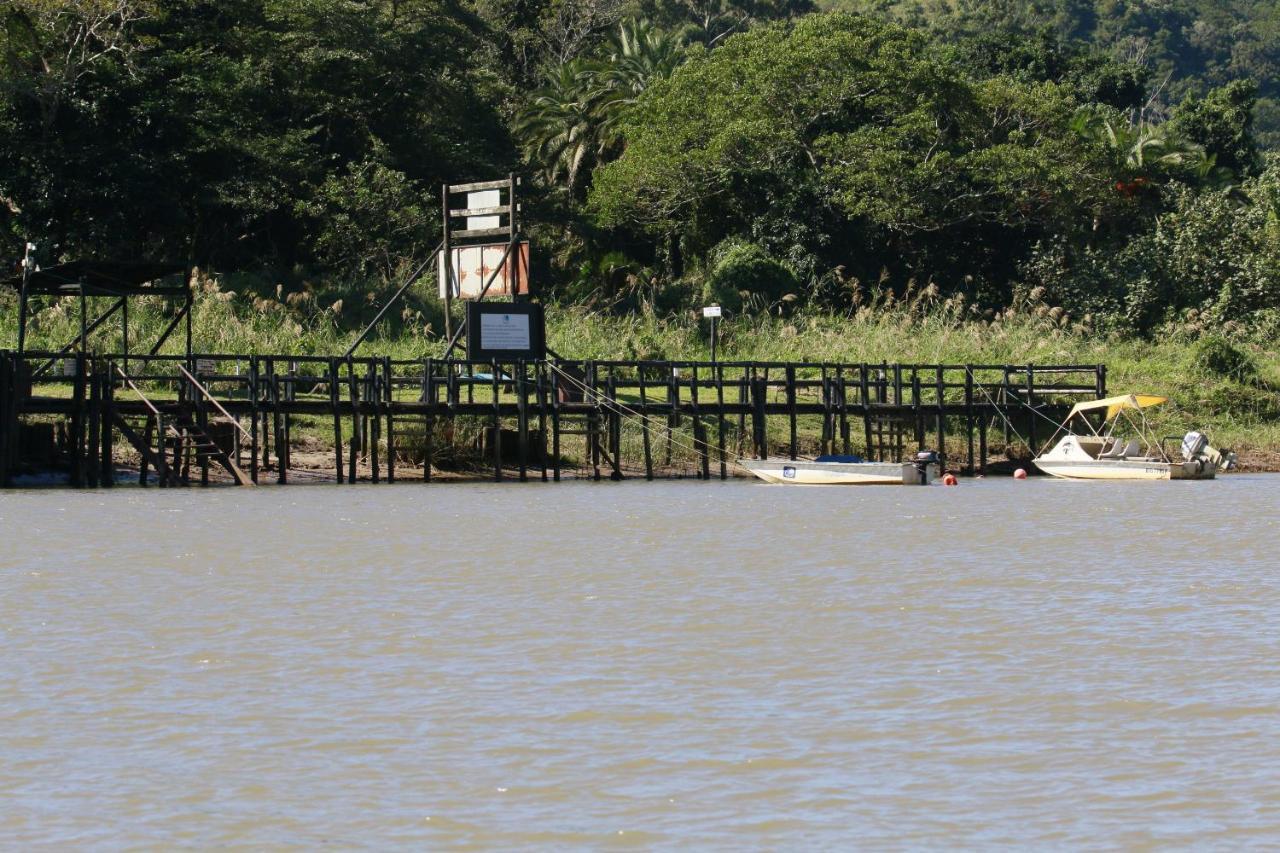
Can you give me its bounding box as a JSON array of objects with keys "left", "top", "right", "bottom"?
[{"left": 5, "top": 260, "right": 190, "bottom": 370}]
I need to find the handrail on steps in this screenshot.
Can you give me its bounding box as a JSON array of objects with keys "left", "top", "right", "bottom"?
[
  {"left": 113, "top": 363, "right": 165, "bottom": 421},
  {"left": 176, "top": 364, "right": 252, "bottom": 442}
]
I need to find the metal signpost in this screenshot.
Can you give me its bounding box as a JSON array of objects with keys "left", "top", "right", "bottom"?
[{"left": 703, "top": 304, "right": 722, "bottom": 363}]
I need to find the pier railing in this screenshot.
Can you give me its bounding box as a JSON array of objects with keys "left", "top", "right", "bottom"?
[{"left": 0, "top": 350, "right": 1105, "bottom": 486}]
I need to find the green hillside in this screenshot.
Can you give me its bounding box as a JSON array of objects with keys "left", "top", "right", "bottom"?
[{"left": 823, "top": 0, "right": 1280, "bottom": 147}]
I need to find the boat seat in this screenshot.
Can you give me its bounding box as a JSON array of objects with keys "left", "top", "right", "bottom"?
[{"left": 1100, "top": 439, "right": 1127, "bottom": 459}]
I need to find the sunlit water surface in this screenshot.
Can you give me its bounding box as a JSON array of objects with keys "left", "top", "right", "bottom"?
[{"left": 2, "top": 476, "right": 1279, "bottom": 847}]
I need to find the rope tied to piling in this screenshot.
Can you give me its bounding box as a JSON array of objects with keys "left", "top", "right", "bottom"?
[{"left": 544, "top": 360, "right": 753, "bottom": 476}]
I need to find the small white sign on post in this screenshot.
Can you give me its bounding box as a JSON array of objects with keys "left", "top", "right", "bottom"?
[{"left": 703, "top": 305, "right": 722, "bottom": 319}]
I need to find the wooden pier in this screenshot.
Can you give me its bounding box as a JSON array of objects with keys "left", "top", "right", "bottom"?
[{"left": 0, "top": 350, "right": 1106, "bottom": 487}]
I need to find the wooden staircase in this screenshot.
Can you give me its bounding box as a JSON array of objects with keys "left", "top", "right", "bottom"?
[
  {"left": 168, "top": 405, "right": 252, "bottom": 485},
  {"left": 113, "top": 365, "right": 253, "bottom": 486}
]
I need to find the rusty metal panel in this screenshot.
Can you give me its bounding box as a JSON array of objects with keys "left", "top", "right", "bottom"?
[{"left": 438, "top": 242, "right": 530, "bottom": 299}]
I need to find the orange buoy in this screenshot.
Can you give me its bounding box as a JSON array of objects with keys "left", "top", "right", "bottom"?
[
  {"left": 942, "top": 473, "right": 958, "bottom": 486},
  {"left": 1014, "top": 468, "right": 1028, "bottom": 480}
]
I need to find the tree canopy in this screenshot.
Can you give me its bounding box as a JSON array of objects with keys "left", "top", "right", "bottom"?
[{"left": 0, "top": 0, "right": 1276, "bottom": 336}]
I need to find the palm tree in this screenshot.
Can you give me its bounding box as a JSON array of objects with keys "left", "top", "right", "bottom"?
[
  {"left": 517, "top": 19, "right": 687, "bottom": 194},
  {"left": 589, "top": 19, "right": 688, "bottom": 155},
  {"left": 1071, "top": 110, "right": 1211, "bottom": 193},
  {"left": 514, "top": 60, "right": 603, "bottom": 192}
]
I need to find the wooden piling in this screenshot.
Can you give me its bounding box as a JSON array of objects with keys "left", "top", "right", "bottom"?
[
  {"left": 0, "top": 355, "right": 11, "bottom": 488},
  {"left": 638, "top": 367, "right": 654, "bottom": 480},
  {"left": 384, "top": 357, "right": 395, "bottom": 484},
  {"left": 369, "top": 365, "right": 381, "bottom": 484},
  {"left": 330, "top": 358, "right": 343, "bottom": 483},
  {"left": 86, "top": 366, "right": 100, "bottom": 489},
  {"left": 715, "top": 364, "right": 727, "bottom": 480},
  {"left": 964, "top": 366, "right": 975, "bottom": 475},
  {"left": 517, "top": 361, "right": 530, "bottom": 482},
  {"left": 348, "top": 359, "right": 359, "bottom": 484},
  {"left": 491, "top": 361, "right": 501, "bottom": 483},
  {"left": 786, "top": 365, "right": 797, "bottom": 460}
]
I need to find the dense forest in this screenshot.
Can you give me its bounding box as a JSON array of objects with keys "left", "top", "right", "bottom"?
[{"left": 2, "top": 0, "right": 1278, "bottom": 340}]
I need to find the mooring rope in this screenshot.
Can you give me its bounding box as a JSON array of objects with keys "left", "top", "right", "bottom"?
[
  {"left": 544, "top": 361, "right": 753, "bottom": 474},
  {"left": 964, "top": 366, "right": 1038, "bottom": 454}
]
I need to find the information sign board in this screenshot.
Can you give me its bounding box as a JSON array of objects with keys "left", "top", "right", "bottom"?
[{"left": 466, "top": 302, "right": 546, "bottom": 361}]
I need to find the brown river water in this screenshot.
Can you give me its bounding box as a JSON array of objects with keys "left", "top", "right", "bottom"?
[{"left": 3, "top": 476, "right": 1279, "bottom": 848}]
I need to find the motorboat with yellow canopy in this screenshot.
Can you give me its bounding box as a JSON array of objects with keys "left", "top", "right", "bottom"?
[{"left": 1033, "top": 394, "right": 1235, "bottom": 480}]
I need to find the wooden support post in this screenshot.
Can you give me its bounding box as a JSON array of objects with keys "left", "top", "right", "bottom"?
[
  {"left": 819, "top": 370, "right": 832, "bottom": 456},
  {"left": 910, "top": 372, "right": 924, "bottom": 449},
  {"left": 751, "top": 374, "right": 767, "bottom": 459},
  {"left": 348, "top": 360, "right": 360, "bottom": 483},
  {"left": 270, "top": 360, "right": 286, "bottom": 484},
  {"left": 978, "top": 404, "right": 988, "bottom": 477},
  {"left": 838, "top": 372, "right": 851, "bottom": 456},
  {"left": 491, "top": 360, "right": 501, "bottom": 483},
  {"left": 588, "top": 362, "right": 600, "bottom": 481},
  {"left": 329, "top": 358, "right": 343, "bottom": 483},
  {"left": 101, "top": 366, "right": 114, "bottom": 488},
  {"left": 935, "top": 368, "right": 946, "bottom": 465},
  {"left": 607, "top": 370, "right": 622, "bottom": 481},
  {"left": 370, "top": 365, "right": 381, "bottom": 484},
  {"left": 551, "top": 366, "right": 561, "bottom": 482},
  {"left": 689, "top": 365, "right": 706, "bottom": 479},
  {"left": 0, "top": 355, "right": 10, "bottom": 489},
  {"left": 384, "top": 357, "right": 395, "bottom": 484},
  {"left": 786, "top": 365, "right": 797, "bottom": 461},
  {"left": 665, "top": 365, "right": 677, "bottom": 468},
  {"left": 140, "top": 415, "right": 153, "bottom": 487},
  {"left": 536, "top": 363, "right": 548, "bottom": 483},
  {"left": 964, "top": 366, "right": 975, "bottom": 476},
  {"left": 1025, "top": 364, "right": 1037, "bottom": 457},
  {"left": 1002, "top": 367, "right": 1012, "bottom": 450},
  {"left": 716, "top": 364, "right": 727, "bottom": 480},
  {"left": 162, "top": 414, "right": 177, "bottom": 488},
  {"left": 249, "top": 357, "right": 260, "bottom": 484},
  {"left": 423, "top": 359, "right": 434, "bottom": 483},
  {"left": 517, "top": 361, "right": 529, "bottom": 482},
  {"left": 197, "top": 380, "right": 210, "bottom": 487},
  {"left": 860, "top": 365, "right": 874, "bottom": 461},
  {"left": 638, "top": 367, "right": 653, "bottom": 480},
  {"left": 86, "top": 366, "right": 100, "bottom": 489},
  {"left": 70, "top": 354, "right": 86, "bottom": 488},
  {"left": 258, "top": 364, "right": 269, "bottom": 475}
]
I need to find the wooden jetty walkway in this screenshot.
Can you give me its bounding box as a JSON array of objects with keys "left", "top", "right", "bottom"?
[{"left": 0, "top": 350, "right": 1106, "bottom": 487}]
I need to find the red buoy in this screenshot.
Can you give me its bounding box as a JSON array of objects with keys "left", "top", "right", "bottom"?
[
  {"left": 1014, "top": 468, "right": 1028, "bottom": 480},
  {"left": 943, "top": 473, "right": 958, "bottom": 486}
]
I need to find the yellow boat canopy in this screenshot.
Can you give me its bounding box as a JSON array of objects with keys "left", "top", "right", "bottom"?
[{"left": 1069, "top": 394, "right": 1168, "bottom": 420}]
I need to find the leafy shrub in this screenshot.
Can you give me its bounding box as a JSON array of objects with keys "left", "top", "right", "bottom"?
[
  {"left": 1193, "top": 336, "right": 1259, "bottom": 383},
  {"left": 704, "top": 238, "right": 799, "bottom": 315}
]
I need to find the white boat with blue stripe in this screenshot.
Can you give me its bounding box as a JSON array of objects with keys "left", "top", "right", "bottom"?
[{"left": 740, "top": 452, "right": 939, "bottom": 485}]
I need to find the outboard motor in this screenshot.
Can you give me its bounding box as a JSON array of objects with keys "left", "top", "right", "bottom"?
[
  {"left": 1180, "top": 430, "right": 1208, "bottom": 461},
  {"left": 912, "top": 450, "right": 940, "bottom": 485}
]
